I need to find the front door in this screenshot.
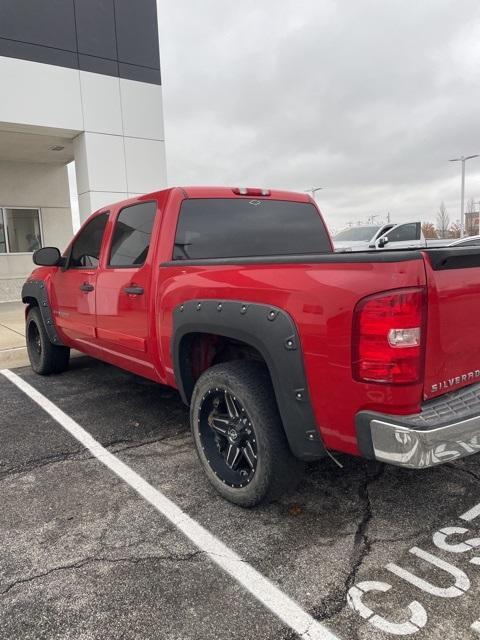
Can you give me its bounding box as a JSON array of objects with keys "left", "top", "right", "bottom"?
[
  {"left": 94, "top": 200, "right": 159, "bottom": 377},
  {"left": 51, "top": 211, "right": 109, "bottom": 350},
  {"left": 380, "top": 222, "right": 426, "bottom": 249}
]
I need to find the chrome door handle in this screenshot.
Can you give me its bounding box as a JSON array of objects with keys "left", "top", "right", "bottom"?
[{"left": 79, "top": 282, "right": 94, "bottom": 292}]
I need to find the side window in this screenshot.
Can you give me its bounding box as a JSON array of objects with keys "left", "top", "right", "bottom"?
[
  {"left": 109, "top": 201, "right": 157, "bottom": 267},
  {"left": 386, "top": 223, "right": 420, "bottom": 242},
  {"left": 69, "top": 213, "right": 109, "bottom": 268}
]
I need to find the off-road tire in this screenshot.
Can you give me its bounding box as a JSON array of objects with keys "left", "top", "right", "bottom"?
[
  {"left": 190, "top": 360, "right": 303, "bottom": 507},
  {"left": 26, "top": 306, "right": 70, "bottom": 375}
]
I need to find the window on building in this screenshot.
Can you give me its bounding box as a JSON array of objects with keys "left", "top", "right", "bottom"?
[
  {"left": 109, "top": 201, "right": 157, "bottom": 267},
  {"left": 0, "top": 208, "right": 42, "bottom": 253},
  {"left": 69, "top": 212, "right": 109, "bottom": 268},
  {"left": 0, "top": 210, "right": 6, "bottom": 253}
]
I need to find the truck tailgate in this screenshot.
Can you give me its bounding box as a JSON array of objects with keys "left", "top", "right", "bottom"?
[{"left": 423, "top": 247, "right": 480, "bottom": 400}]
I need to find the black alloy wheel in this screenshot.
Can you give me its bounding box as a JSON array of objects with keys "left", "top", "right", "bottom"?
[
  {"left": 198, "top": 388, "right": 258, "bottom": 488},
  {"left": 27, "top": 319, "right": 42, "bottom": 364},
  {"left": 26, "top": 307, "right": 70, "bottom": 375},
  {"left": 190, "top": 361, "right": 303, "bottom": 507}
]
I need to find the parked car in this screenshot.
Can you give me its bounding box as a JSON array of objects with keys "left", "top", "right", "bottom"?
[
  {"left": 332, "top": 224, "right": 391, "bottom": 251},
  {"left": 425, "top": 238, "right": 451, "bottom": 247},
  {"left": 333, "top": 222, "right": 425, "bottom": 251},
  {"left": 22, "top": 187, "right": 480, "bottom": 506},
  {"left": 448, "top": 235, "right": 480, "bottom": 247}
]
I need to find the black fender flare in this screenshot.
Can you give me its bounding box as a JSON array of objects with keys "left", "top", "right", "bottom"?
[
  {"left": 22, "top": 280, "right": 64, "bottom": 346},
  {"left": 172, "top": 299, "right": 325, "bottom": 460}
]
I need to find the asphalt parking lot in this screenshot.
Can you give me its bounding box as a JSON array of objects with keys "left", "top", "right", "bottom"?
[{"left": 1, "top": 356, "right": 480, "bottom": 640}]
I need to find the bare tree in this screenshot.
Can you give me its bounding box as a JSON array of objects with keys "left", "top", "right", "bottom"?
[
  {"left": 436, "top": 202, "right": 450, "bottom": 238},
  {"left": 421, "top": 222, "right": 438, "bottom": 238},
  {"left": 448, "top": 221, "right": 461, "bottom": 238},
  {"left": 466, "top": 197, "right": 478, "bottom": 236}
]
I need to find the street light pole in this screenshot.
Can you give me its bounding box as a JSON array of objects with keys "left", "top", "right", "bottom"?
[
  {"left": 449, "top": 155, "right": 479, "bottom": 237},
  {"left": 305, "top": 187, "right": 323, "bottom": 200}
]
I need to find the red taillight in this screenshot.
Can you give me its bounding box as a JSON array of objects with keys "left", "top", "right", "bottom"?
[
  {"left": 352, "top": 287, "right": 426, "bottom": 384},
  {"left": 232, "top": 187, "right": 271, "bottom": 196}
]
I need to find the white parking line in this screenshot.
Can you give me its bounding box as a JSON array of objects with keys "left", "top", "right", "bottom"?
[{"left": 1, "top": 369, "right": 339, "bottom": 640}]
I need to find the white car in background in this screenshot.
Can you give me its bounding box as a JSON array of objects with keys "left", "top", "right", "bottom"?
[
  {"left": 448, "top": 235, "right": 480, "bottom": 247},
  {"left": 333, "top": 222, "right": 426, "bottom": 252}
]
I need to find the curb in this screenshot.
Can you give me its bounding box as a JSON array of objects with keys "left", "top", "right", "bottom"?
[
  {"left": 0, "top": 347, "right": 83, "bottom": 370},
  {"left": 0, "top": 346, "right": 29, "bottom": 369}
]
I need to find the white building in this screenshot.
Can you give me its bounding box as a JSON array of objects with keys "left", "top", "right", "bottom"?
[{"left": 0, "top": 0, "right": 166, "bottom": 301}]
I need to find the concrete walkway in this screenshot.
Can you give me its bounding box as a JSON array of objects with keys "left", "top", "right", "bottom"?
[
  {"left": 0, "top": 301, "right": 27, "bottom": 368},
  {"left": 0, "top": 301, "right": 83, "bottom": 368}
]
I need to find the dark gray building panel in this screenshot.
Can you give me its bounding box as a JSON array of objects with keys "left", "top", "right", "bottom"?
[
  {"left": 75, "top": 0, "right": 117, "bottom": 61},
  {"left": 0, "top": 37, "right": 78, "bottom": 69},
  {"left": 78, "top": 53, "right": 119, "bottom": 77},
  {"left": 114, "top": 0, "right": 160, "bottom": 69},
  {"left": 0, "top": 0, "right": 160, "bottom": 84},
  {"left": 118, "top": 62, "right": 160, "bottom": 84},
  {"left": 0, "top": 0, "right": 76, "bottom": 52}
]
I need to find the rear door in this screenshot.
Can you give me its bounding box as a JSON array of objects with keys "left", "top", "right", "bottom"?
[
  {"left": 423, "top": 248, "right": 480, "bottom": 400},
  {"left": 94, "top": 200, "right": 159, "bottom": 376},
  {"left": 51, "top": 211, "right": 109, "bottom": 348}
]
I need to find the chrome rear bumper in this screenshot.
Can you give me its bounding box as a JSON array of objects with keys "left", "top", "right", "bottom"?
[{"left": 356, "top": 383, "right": 480, "bottom": 468}]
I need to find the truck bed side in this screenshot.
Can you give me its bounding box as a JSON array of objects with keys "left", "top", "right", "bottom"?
[{"left": 158, "top": 251, "right": 427, "bottom": 456}]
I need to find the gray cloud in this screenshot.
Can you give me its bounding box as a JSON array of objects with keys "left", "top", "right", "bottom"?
[{"left": 158, "top": 0, "right": 480, "bottom": 231}]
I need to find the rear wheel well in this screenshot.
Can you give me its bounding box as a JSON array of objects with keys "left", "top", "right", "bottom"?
[
  {"left": 22, "top": 296, "right": 38, "bottom": 317},
  {"left": 178, "top": 332, "right": 268, "bottom": 403}
]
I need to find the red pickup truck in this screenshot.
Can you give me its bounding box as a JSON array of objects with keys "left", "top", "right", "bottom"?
[{"left": 23, "top": 186, "right": 480, "bottom": 506}]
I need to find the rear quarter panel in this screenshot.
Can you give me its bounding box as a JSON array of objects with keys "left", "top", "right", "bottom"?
[{"left": 158, "top": 257, "right": 427, "bottom": 455}]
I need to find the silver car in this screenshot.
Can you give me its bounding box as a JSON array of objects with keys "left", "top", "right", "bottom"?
[{"left": 333, "top": 222, "right": 425, "bottom": 252}]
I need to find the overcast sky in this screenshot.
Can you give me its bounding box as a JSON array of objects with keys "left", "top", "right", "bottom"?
[{"left": 157, "top": 0, "right": 480, "bottom": 232}]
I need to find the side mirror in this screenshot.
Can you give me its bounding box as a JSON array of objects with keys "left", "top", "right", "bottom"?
[
  {"left": 33, "top": 247, "right": 63, "bottom": 266},
  {"left": 377, "top": 236, "right": 389, "bottom": 248}
]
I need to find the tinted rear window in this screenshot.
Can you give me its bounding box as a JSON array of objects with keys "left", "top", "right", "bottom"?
[{"left": 173, "top": 199, "right": 331, "bottom": 260}]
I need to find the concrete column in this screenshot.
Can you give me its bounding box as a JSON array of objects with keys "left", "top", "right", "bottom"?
[
  {"left": 74, "top": 71, "right": 167, "bottom": 222},
  {"left": 73, "top": 131, "right": 128, "bottom": 221}
]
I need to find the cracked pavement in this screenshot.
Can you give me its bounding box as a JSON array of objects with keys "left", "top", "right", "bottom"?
[{"left": 1, "top": 356, "right": 480, "bottom": 639}]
